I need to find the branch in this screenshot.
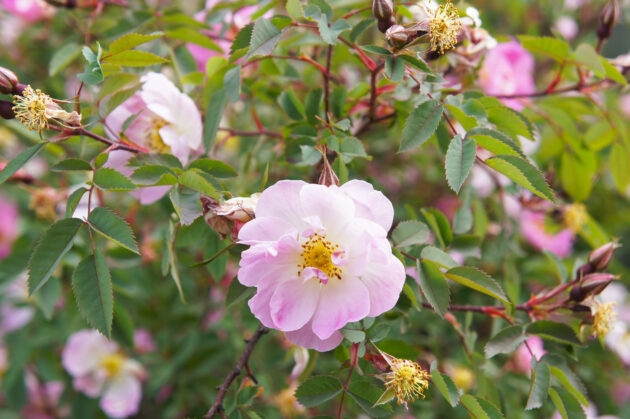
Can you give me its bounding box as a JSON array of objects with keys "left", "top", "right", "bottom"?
[
  {"left": 217, "top": 127, "right": 283, "bottom": 140},
  {"left": 324, "top": 45, "right": 333, "bottom": 123},
  {"left": 203, "top": 325, "right": 269, "bottom": 419},
  {"left": 47, "top": 125, "right": 148, "bottom": 153}
]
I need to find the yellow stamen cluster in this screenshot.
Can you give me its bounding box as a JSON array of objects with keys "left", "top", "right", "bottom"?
[
  {"left": 385, "top": 359, "right": 430, "bottom": 407},
  {"left": 564, "top": 203, "right": 588, "bottom": 233},
  {"left": 271, "top": 386, "right": 305, "bottom": 418},
  {"left": 29, "top": 187, "right": 59, "bottom": 220},
  {"left": 147, "top": 118, "right": 171, "bottom": 153},
  {"left": 100, "top": 353, "right": 125, "bottom": 378},
  {"left": 593, "top": 302, "right": 617, "bottom": 338},
  {"left": 299, "top": 234, "right": 342, "bottom": 280},
  {"left": 12, "top": 86, "right": 53, "bottom": 133},
  {"left": 429, "top": 1, "right": 462, "bottom": 54}
]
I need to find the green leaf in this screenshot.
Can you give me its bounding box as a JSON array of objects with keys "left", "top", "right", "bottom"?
[
  {"left": 179, "top": 169, "right": 220, "bottom": 199},
  {"left": 247, "top": 18, "right": 282, "bottom": 59},
  {"left": 112, "top": 303, "right": 135, "bottom": 348},
  {"left": 399, "top": 54, "right": 432, "bottom": 73},
  {"left": 518, "top": 35, "right": 571, "bottom": 62},
  {"left": 109, "top": 32, "right": 163, "bottom": 53},
  {"left": 318, "top": 15, "right": 351, "bottom": 45},
  {"left": 49, "top": 42, "right": 82, "bottom": 76},
  {"left": 88, "top": 207, "right": 139, "bottom": 254},
  {"left": 526, "top": 361, "right": 550, "bottom": 410},
  {"left": 295, "top": 376, "right": 342, "bottom": 407},
  {"left": 350, "top": 19, "right": 376, "bottom": 43},
  {"left": 28, "top": 218, "right": 84, "bottom": 294},
  {"left": 230, "top": 23, "right": 254, "bottom": 55},
  {"left": 600, "top": 57, "right": 627, "bottom": 85},
  {"left": 417, "top": 260, "right": 450, "bottom": 318},
  {"left": 72, "top": 250, "right": 114, "bottom": 337},
  {"left": 189, "top": 159, "right": 237, "bottom": 178},
  {"left": 385, "top": 56, "right": 405, "bottom": 82},
  {"left": 279, "top": 89, "right": 305, "bottom": 120},
  {"left": 51, "top": 158, "right": 93, "bottom": 172},
  {"left": 78, "top": 44, "right": 104, "bottom": 85},
  {"left": 400, "top": 99, "right": 444, "bottom": 152},
  {"left": 445, "top": 266, "right": 508, "bottom": 303},
  {"left": 542, "top": 354, "right": 588, "bottom": 406},
  {"left": 131, "top": 165, "right": 178, "bottom": 186},
  {"left": 476, "top": 397, "right": 506, "bottom": 419},
  {"left": 561, "top": 152, "right": 593, "bottom": 202},
  {"left": 465, "top": 127, "right": 525, "bottom": 158},
  {"left": 93, "top": 168, "right": 137, "bottom": 191},
  {"left": 286, "top": 0, "right": 305, "bottom": 20},
  {"left": 485, "top": 155, "right": 555, "bottom": 202},
  {"left": 204, "top": 88, "right": 227, "bottom": 151},
  {"left": 166, "top": 27, "right": 222, "bottom": 51},
  {"left": 330, "top": 85, "right": 347, "bottom": 119},
  {"left": 571, "top": 44, "right": 605, "bottom": 78},
  {"left": 0, "top": 143, "right": 47, "bottom": 185},
  {"left": 610, "top": 143, "right": 630, "bottom": 193},
  {"left": 445, "top": 135, "right": 476, "bottom": 193},
  {"left": 544, "top": 250, "right": 568, "bottom": 283},
  {"left": 485, "top": 325, "right": 526, "bottom": 358},
  {"left": 526, "top": 321, "right": 581, "bottom": 345},
  {"left": 360, "top": 45, "right": 391, "bottom": 55},
  {"left": 484, "top": 104, "right": 534, "bottom": 141},
  {"left": 225, "top": 278, "right": 255, "bottom": 308},
  {"left": 65, "top": 187, "right": 88, "bottom": 218},
  {"left": 420, "top": 207, "right": 452, "bottom": 247},
  {"left": 33, "top": 277, "right": 61, "bottom": 320},
  {"left": 223, "top": 65, "right": 241, "bottom": 102},
  {"left": 305, "top": 88, "right": 323, "bottom": 124},
  {"left": 549, "top": 387, "right": 587, "bottom": 419},
  {"left": 347, "top": 376, "right": 392, "bottom": 417},
  {"left": 341, "top": 328, "right": 366, "bottom": 343},
  {"left": 430, "top": 365, "right": 459, "bottom": 407},
  {"left": 104, "top": 50, "right": 169, "bottom": 66},
  {"left": 372, "top": 387, "right": 396, "bottom": 407},
  {"left": 421, "top": 246, "right": 457, "bottom": 269},
  {"left": 391, "top": 220, "right": 430, "bottom": 248}
]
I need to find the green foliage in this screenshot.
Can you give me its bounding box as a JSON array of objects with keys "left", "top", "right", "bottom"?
[
  {"left": 400, "top": 99, "right": 444, "bottom": 152},
  {"left": 72, "top": 251, "right": 114, "bottom": 337}
]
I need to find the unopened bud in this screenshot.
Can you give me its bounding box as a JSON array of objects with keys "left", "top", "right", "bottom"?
[
  {"left": 201, "top": 194, "right": 260, "bottom": 239},
  {"left": 0, "top": 100, "right": 15, "bottom": 119},
  {"left": 316, "top": 145, "right": 339, "bottom": 187},
  {"left": 385, "top": 25, "right": 409, "bottom": 48},
  {"left": 597, "top": 0, "right": 620, "bottom": 41},
  {"left": 377, "top": 15, "right": 396, "bottom": 33},
  {"left": 372, "top": 0, "right": 394, "bottom": 22},
  {"left": 570, "top": 273, "right": 618, "bottom": 302},
  {"left": 588, "top": 241, "right": 620, "bottom": 272},
  {"left": 0, "top": 67, "right": 18, "bottom": 95}
]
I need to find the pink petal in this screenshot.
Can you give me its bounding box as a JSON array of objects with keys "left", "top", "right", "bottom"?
[
  {"left": 238, "top": 216, "right": 297, "bottom": 244},
  {"left": 285, "top": 319, "right": 344, "bottom": 352},
  {"left": 74, "top": 373, "right": 106, "bottom": 398},
  {"left": 254, "top": 180, "right": 307, "bottom": 226},
  {"left": 99, "top": 372, "right": 142, "bottom": 418},
  {"left": 360, "top": 254, "right": 406, "bottom": 316},
  {"left": 62, "top": 330, "right": 118, "bottom": 377},
  {"left": 340, "top": 180, "right": 395, "bottom": 232},
  {"left": 299, "top": 184, "right": 355, "bottom": 238},
  {"left": 270, "top": 278, "right": 321, "bottom": 332}
]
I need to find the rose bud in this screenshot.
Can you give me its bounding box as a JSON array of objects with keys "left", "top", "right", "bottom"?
[
  {"left": 201, "top": 194, "right": 260, "bottom": 239},
  {"left": 597, "top": 0, "right": 620, "bottom": 41},
  {"left": 0, "top": 67, "right": 18, "bottom": 95},
  {"left": 373, "top": 0, "right": 394, "bottom": 22},
  {"left": 385, "top": 25, "right": 409, "bottom": 48},
  {"left": 0, "top": 100, "right": 15, "bottom": 120},
  {"left": 588, "top": 241, "right": 620, "bottom": 272},
  {"left": 570, "top": 273, "right": 618, "bottom": 302}
]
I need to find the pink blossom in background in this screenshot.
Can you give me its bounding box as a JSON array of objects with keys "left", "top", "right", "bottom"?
[
  {"left": 133, "top": 329, "right": 157, "bottom": 354},
  {"left": 599, "top": 283, "right": 630, "bottom": 364},
  {"left": 478, "top": 40, "right": 535, "bottom": 110},
  {"left": 521, "top": 210, "right": 574, "bottom": 258},
  {"left": 22, "top": 371, "right": 68, "bottom": 419},
  {"left": 237, "top": 180, "right": 405, "bottom": 351},
  {"left": 62, "top": 330, "right": 146, "bottom": 418},
  {"left": 620, "top": 94, "right": 630, "bottom": 118},
  {"left": 554, "top": 16, "right": 579, "bottom": 40},
  {"left": 0, "top": 275, "right": 35, "bottom": 336},
  {"left": 0, "top": 193, "right": 18, "bottom": 259},
  {"left": 0, "top": 0, "right": 54, "bottom": 22},
  {"left": 104, "top": 72, "right": 203, "bottom": 205},
  {"left": 514, "top": 336, "right": 546, "bottom": 373}
]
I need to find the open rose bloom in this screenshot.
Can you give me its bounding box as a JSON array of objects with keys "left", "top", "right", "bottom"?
[
  {"left": 62, "top": 330, "right": 146, "bottom": 418},
  {"left": 1, "top": 0, "right": 54, "bottom": 22},
  {"left": 237, "top": 180, "right": 405, "bottom": 351},
  {"left": 104, "top": 72, "right": 202, "bottom": 204}
]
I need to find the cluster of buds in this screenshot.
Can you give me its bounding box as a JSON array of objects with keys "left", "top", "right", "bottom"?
[
  {"left": 201, "top": 194, "right": 260, "bottom": 239},
  {"left": 372, "top": 0, "right": 396, "bottom": 33}
]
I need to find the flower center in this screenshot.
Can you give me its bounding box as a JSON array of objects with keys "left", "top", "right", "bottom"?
[
  {"left": 564, "top": 203, "right": 587, "bottom": 233},
  {"left": 147, "top": 118, "right": 171, "bottom": 153},
  {"left": 100, "top": 353, "right": 124, "bottom": 378},
  {"left": 13, "top": 86, "right": 52, "bottom": 133},
  {"left": 429, "top": 1, "right": 462, "bottom": 54},
  {"left": 299, "top": 234, "right": 342, "bottom": 281},
  {"left": 386, "top": 359, "right": 430, "bottom": 406},
  {"left": 593, "top": 302, "right": 617, "bottom": 338}
]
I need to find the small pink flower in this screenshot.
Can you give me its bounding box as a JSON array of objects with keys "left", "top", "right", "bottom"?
[
  {"left": 22, "top": 370, "right": 68, "bottom": 419},
  {"left": 104, "top": 72, "right": 203, "bottom": 205},
  {"left": 554, "top": 16, "right": 579, "bottom": 41},
  {"left": 0, "top": 274, "right": 35, "bottom": 336},
  {"left": 478, "top": 40, "right": 535, "bottom": 110},
  {"left": 0, "top": 193, "right": 18, "bottom": 259},
  {"left": 1, "top": 0, "right": 54, "bottom": 22},
  {"left": 514, "top": 336, "right": 546, "bottom": 373},
  {"left": 62, "top": 330, "right": 146, "bottom": 418},
  {"left": 237, "top": 179, "right": 405, "bottom": 351},
  {"left": 133, "top": 329, "right": 157, "bottom": 354},
  {"left": 521, "top": 210, "right": 574, "bottom": 258}
]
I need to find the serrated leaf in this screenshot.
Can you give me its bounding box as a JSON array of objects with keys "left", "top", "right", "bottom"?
[
  {"left": 400, "top": 99, "right": 443, "bottom": 152},
  {"left": 103, "top": 50, "right": 169, "bottom": 66},
  {"left": 230, "top": 23, "right": 254, "bottom": 55},
  {"left": 446, "top": 266, "right": 508, "bottom": 303},
  {"left": 295, "top": 376, "right": 342, "bottom": 407},
  {"left": 247, "top": 18, "right": 282, "bottom": 59},
  {"left": 65, "top": 187, "right": 88, "bottom": 218},
  {"left": 341, "top": 328, "right": 365, "bottom": 343},
  {"left": 72, "top": 250, "right": 114, "bottom": 337},
  {"left": 571, "top": 44, "right": 605, "bottom": 78},
  {"left": 485, "top": 325, "right": 526, "bottom": 358},
  {"left": 445, "top": 135, "right": 476, "bottom": 193},
  {"left": 399, "top": 54, "right": 432, "bottom": 73},
  {"left": 526, "top": 361, "right": 550, "bottom": 410},
  {"left": 561, "top": 152, "right": 593, "bottom": 202},
  {"left": 484, "top": 105, "right": 534, "bottom": 140},
  {"left": 350, "top": 19, "right": 376, "bottom": 42},
  {"left": 466, "top": 127, "right": 525, "bottom": 158},
  {"left": 600, "top": 57, "right": 627, "bottom": 85},
  {"left": 279, "top": 88, "right": 305, "bottom": 120},
  {"left": 391, "top": 220, "right": 430, "bottom": 248},
  {"left": 347, "top": 376, "right": 392, "bottom": 417},
  {"left": 360, "top": 45, "right": 391, "bottom": 55},
  {"left": 204, "top": 88, "right": 227, "bottom": 151},
  {"left": 385, "top": 56, "right": 405, "bottom": 82},
  {"left": 526, "top": 321, "right": 581, "bottom": 345},
  {"left": 476, "top": 398, "right": 506, "bottom": 419},
  {"left": 609, "top": 143, "right": 630, "bottom": 193},
  {"left": 88, "top": 207, "right": 139, "bottom": 254},
  {"left": 50, "top": 158, "right": 92, "bottom": 172},
  {"left": 0, "top": 143, "right": 47, "bottom": 184},
  {"left": 518, "top": 35, "right": 571, "bottom": 62},
  {"left": 318, "top": 15, "right": 351, "bottom": 45},
  {"left": 179, "top": 169, "right": 220, "bottom": 199},
  {"left": 430, "top": 366, "right": 460, "bottom": 407},
  {"left": 421, "top": 246, "right": 458, "bottom": 269},
  {"left": 49, "top": 42, "right": 81, "bottom": 76},
  {"left": 166, "top": 27, "right": 222, "bottom": 51},
  {"left": 420, "top": 207, "right": 453, "bottom": 248},
  {"left": 417, "top": 260, "right": 450, "bottom": 318},
  {"left": 188, "top": 159, "right": 237, "bottom": 178},
  {"left": 286, "top": 0, "right": 305, "bottom": 20},
  {"left": 131, "top": 165, "right": 178, "bottom": 186},
  {"left": 28, "top": 218, "right": 84, "bottom": 294},
  {"left": 485, "top": 155, "right": 555, "bottom": 202},
  {"left": 549, "top": 387, "right": 587, "bottom": 419},
  {"left": 93, "top": 168, "right": 137, "bottom": 191},
  {"left": 109, "top": 32, "right": 163, "bottom": 53}
]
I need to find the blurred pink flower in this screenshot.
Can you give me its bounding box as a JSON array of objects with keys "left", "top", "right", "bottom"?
[
  {"left": 22, "top": 370, "right": 68, "bottom": 419},
  {"left": 478, "top": 40, "right": 535, "bottom": 110},
  {"left": 521, "top": 210, "right": 574, "bottom": 258},
  {"left": 554, "top": 16, "right": 578, "bottom": 40},
  {"left": 1, "top": 0, "right": 54, "bottom": 22},
  {"left": 133, "top": 328, "right": 157, "bottom": 354},
  {"left": 514, "top": 336, "right": 546, "bottom": 373},
  {"left": 620, "top": 94, "right": 630, "bottom": 118},
  {"left": 62, "top": 330, "right": 146, "bottom": 418},
  {"left": 104, "top": 72, "right": 202, "bottom": 205},
  {"left": 238, "top": 180, "right": 405, "bottom": 351},
  {"left": 0, "top": 193, "right": 18, "bottom": 259},
  {"left": 0, "top": 274, "right": 35, "bottom": 336}
]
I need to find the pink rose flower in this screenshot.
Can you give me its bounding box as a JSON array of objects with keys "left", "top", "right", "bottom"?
[
  {"left": 514, "top": 336, "right": 546, "bottom": 373},
  {"left": 22, "top": 370, "right": 68, "bottom": 419},
  {"left": 521, "top": 210, "right": 574, "bottom": 258},
  {"left": 237, "top": 179, "right": 405, "bottom": 351},
  {"left": 1, "top": 0, "right": 54, "bottom": 22},
  {"left": 0, "top": 274, "right": 35, "bottom": 336},
  {"left": 104, "top": 72, "right": 203, "bottom": 205},
  {"left": 478, "top": 40, "right": 535, "bottom": 110},
  {"left": 62, "top": 330, "right": 146, "bottom": 418},
  {"left": 133, "top": 328, "right": 157, "bottom": 354},
  {"left": 0, "top": 193, "right": 18, "bottom": 259}
]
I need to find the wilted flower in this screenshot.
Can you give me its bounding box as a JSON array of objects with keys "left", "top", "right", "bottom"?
[
  {"left": 375, "top": 348, "right": 430, "bottom": 409},
  {"left": 521, "top": 210, "right": 574, "bottom": 258},
  {"left": 104, "top": 72, "right": 203, "bottom": 204},
  {"left": 478, "top": 40, "right": 535, "bottom": 110},
  {"left": 202, "top": 193, "right": 261, "bottom": 239},
  {"left": 62, "top": 330, "right": 146, "bottom": 418},
  {"left": 12, "top": 86, "right": 81, "bottom": 133},
  {"left": 563, "top": 202, "right": 588, "bottom": 233},
  {"left": 0, "top": 274, "right": 35, "bottom": 336},
  {"left": 592, "top": 302, "right": 617, "bottom": 339},
  {"left": 29, "top": 187, "right": 61, "bottom": 220},
  {"left": 237, "top": 180, "right": 405, "bottom": 351},
  {"left": 0, "top": 193, "right": 18, "bottom": 259},
  {"left": 409, "top": 0, "right": 463, "bottom": 54}
]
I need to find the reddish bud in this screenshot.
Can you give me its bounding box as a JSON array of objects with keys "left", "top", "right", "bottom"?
[
  {"left": 597, "top": 0, "right": 620, "bottom": 41},
  {"left": 372, "top": 0, "right": 394, "bottom": 22},
  {"left": 377, "top": 15, "right": 396, "bottom": 33},
  {"left": 385, "top": 25, "right": 409, "bottom": 48},
  {"left": 570, "top": 273, "right": 618, "bottom": 302},
  {"left": 0, "top": 100, "right": 15, "bottom": 119},
  {"left": 0, "top": 67, "right": 18, "bottom": 95},
  {"left": 588, "top": 241, "right": 620, "bottom": 272}
]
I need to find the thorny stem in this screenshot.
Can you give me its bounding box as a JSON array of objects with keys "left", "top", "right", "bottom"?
[
  {"left": 324, "top": 45, "right": 333, "bottom": 122},
  {"left": 46, "top": 125, "right": 148, "bottom": 153},
  {"left": 337, "top": 342, "right": 359, "bottom": 419},
  {"left": 203, "top": 325, "right": 268, "bottom": 419}
]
